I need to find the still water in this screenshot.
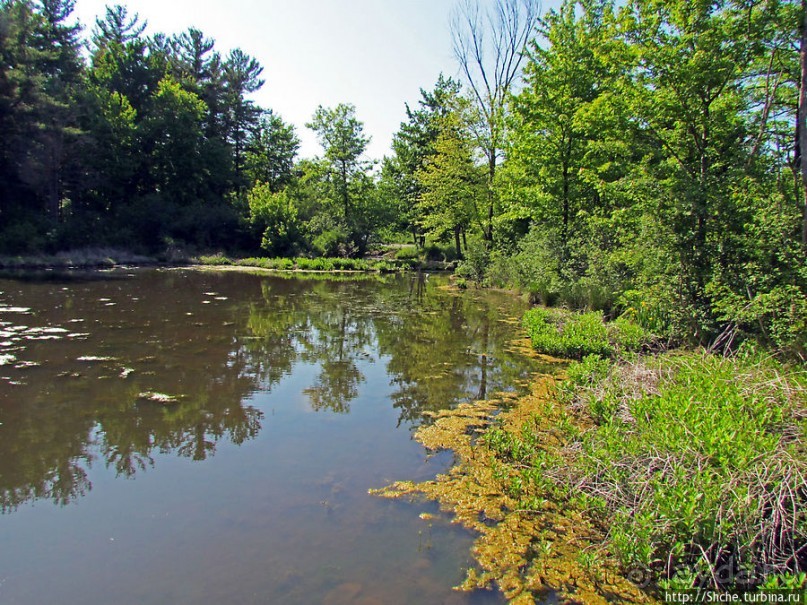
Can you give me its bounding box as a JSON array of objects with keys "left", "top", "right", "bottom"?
[{"left": 0, "top": 268, "right": 546, "bottom": 605}]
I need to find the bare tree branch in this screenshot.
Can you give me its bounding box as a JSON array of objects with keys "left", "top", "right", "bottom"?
[{"left": 450, "top": 0, "right": 539, "bottom": 243}]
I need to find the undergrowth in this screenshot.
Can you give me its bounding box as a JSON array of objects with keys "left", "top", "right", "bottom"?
[
  {"left": 486, "top": 333, "right": 807, "bottom": 592},
  {"left": 564, "top": 351, "right": 807, "bottom": 591},
  {"left": 522, "top": 307, "right": 651, "bottom": 359}
]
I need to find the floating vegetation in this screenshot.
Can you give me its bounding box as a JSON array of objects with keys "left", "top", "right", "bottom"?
[
  {"left": 27, "top": 327, "right": 68, "bottom": 334},
  {"left": 56, "top": 371, "right": 81, "bottom": 378},
  {"left": 372, "top": 374, "right": 656, "bottom": 605},
  {"left": 13, "top": 361, "right": 40, "bottom": 369},
  {"left": 137, "top": 391, "right": 182, "bottom": 404}
]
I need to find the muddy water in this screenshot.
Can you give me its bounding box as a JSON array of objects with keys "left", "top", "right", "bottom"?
[{"left": 0, "top": 268, "right": 547, "bottom": 605}]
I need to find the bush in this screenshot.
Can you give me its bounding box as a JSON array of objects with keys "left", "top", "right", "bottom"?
[
  {"left": 312, "top": 229, "right": 348, "bottom": 258},
  {"left": 0, "top": 218, "right": 51, "bottom": 254},
  {"left": 423, "top": 243, "right": 458, "bottom": 262},
  {"left": 454, "top": 240, "right": 489, "bottom": 284}
]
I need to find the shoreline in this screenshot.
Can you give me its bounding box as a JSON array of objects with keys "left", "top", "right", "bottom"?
[{"left": 373, "top": 311, "right": 807, "bottom": 603}]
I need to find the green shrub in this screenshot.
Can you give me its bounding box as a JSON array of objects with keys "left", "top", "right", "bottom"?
[
  {"left": 609, "top": 316, "right": 650, "bottom": 352},
  {"left": 454, "top": 240, "right": 489, "bottom": 284},
  {"left": 423, "top": 243, "right": 458, "bottom": 262},
  {"left": 312, "top": 229, "right": 347, "bottom": 258},
  {"left": 618, "top": 289, "right": 673, "bottom": 337}
]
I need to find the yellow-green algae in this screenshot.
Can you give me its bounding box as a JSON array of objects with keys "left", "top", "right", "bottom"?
[{"left": 372, "top": 349, "right": 658, "bottom": 605}]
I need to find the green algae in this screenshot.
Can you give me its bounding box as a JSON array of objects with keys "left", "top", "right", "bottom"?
[{"left": 372, "top": 370, "right": 659, "bottom": 605}]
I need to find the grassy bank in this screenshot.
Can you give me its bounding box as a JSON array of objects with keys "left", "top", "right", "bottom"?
[
  {"left": 374, "top": 308, "right": 807, "bottom": 603},
  {"left": 195, "top": 254, "right": 448, "bottom": 273},
  {"left": 557, "top": 351, "right": 806, "bottom": 592}
]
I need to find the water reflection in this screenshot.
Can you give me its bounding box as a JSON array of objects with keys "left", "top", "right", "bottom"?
[{"left": 0, "top": 270, "right": 542, "bottom": 514}]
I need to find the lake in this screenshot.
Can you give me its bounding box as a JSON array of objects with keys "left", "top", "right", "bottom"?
[{"left": 0, "top": 268, "right": 548, "bottom": 605}]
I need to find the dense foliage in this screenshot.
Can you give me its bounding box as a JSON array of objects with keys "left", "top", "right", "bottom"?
[{"left": 0, "top": 0, "right": 392, "bottom": 257}]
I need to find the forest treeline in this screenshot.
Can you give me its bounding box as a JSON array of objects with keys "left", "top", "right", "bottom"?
[{"left": 1, "top": 0, "right": 805, "bottom": 354}]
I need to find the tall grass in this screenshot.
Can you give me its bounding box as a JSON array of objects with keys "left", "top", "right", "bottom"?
[
  {"left": 522, "top": 307, "right": 651, "bottom": 359},
  {"left": 556, "top": 351, "right": 807, "bottom": 590},
  {"left": 197, "top": 255, "right": 411, "bottom": 273}
]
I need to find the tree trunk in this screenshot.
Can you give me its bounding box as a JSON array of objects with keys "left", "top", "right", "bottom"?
[
  {"left": 341, "top": 161, "right": 350, "bottom": 218},
  {"left": 45, "top": 129, "right": 64, "bottom": 221},
  {"left": 485, "top": 152, "right": 496, "bottom": 245},
  {"left": 799, "top": 0, "right": 807, "bottom": 249},
  {"left": 561, "top": 160, "right": 570, "bottom": 256},
  {"left": 454, "top": 225, "right": 462, "bottom": 259}
]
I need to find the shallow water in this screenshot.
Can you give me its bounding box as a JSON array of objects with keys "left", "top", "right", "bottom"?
[{"left": 0, "top": 268, "right": 547, "bottom": 605}]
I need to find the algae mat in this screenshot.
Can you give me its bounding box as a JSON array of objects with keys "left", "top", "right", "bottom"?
[{"left": 372, "top": 350, "right": 658, "bottom": 605}]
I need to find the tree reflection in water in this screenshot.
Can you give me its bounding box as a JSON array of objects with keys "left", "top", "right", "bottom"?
[{"left": 0, "top": 270, "right": 543, "bottom": 512}]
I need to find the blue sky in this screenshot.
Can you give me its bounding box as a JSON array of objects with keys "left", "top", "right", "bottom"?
[{"left": 72, "top": 0, "right": 558, "bottom": 160}]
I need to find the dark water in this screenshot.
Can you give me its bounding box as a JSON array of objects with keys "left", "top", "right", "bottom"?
[{"left": 0, "top": 268, "right": 547, "bottom": 605}]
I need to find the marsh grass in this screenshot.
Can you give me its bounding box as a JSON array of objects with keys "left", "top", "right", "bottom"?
[
  {"left": 522, "top": 307, "right": 651, "bottom": 359},
  {"left": 555, "top": 351, "right": 807, "bottom": 590},
  {"left": 197, "top": 256, "right": 411, "bottom": 272}
]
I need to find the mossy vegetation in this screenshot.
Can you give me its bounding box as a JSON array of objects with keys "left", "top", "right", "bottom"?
[{"left": 373, "top": 375, "right": 656, "bottom": 604}]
